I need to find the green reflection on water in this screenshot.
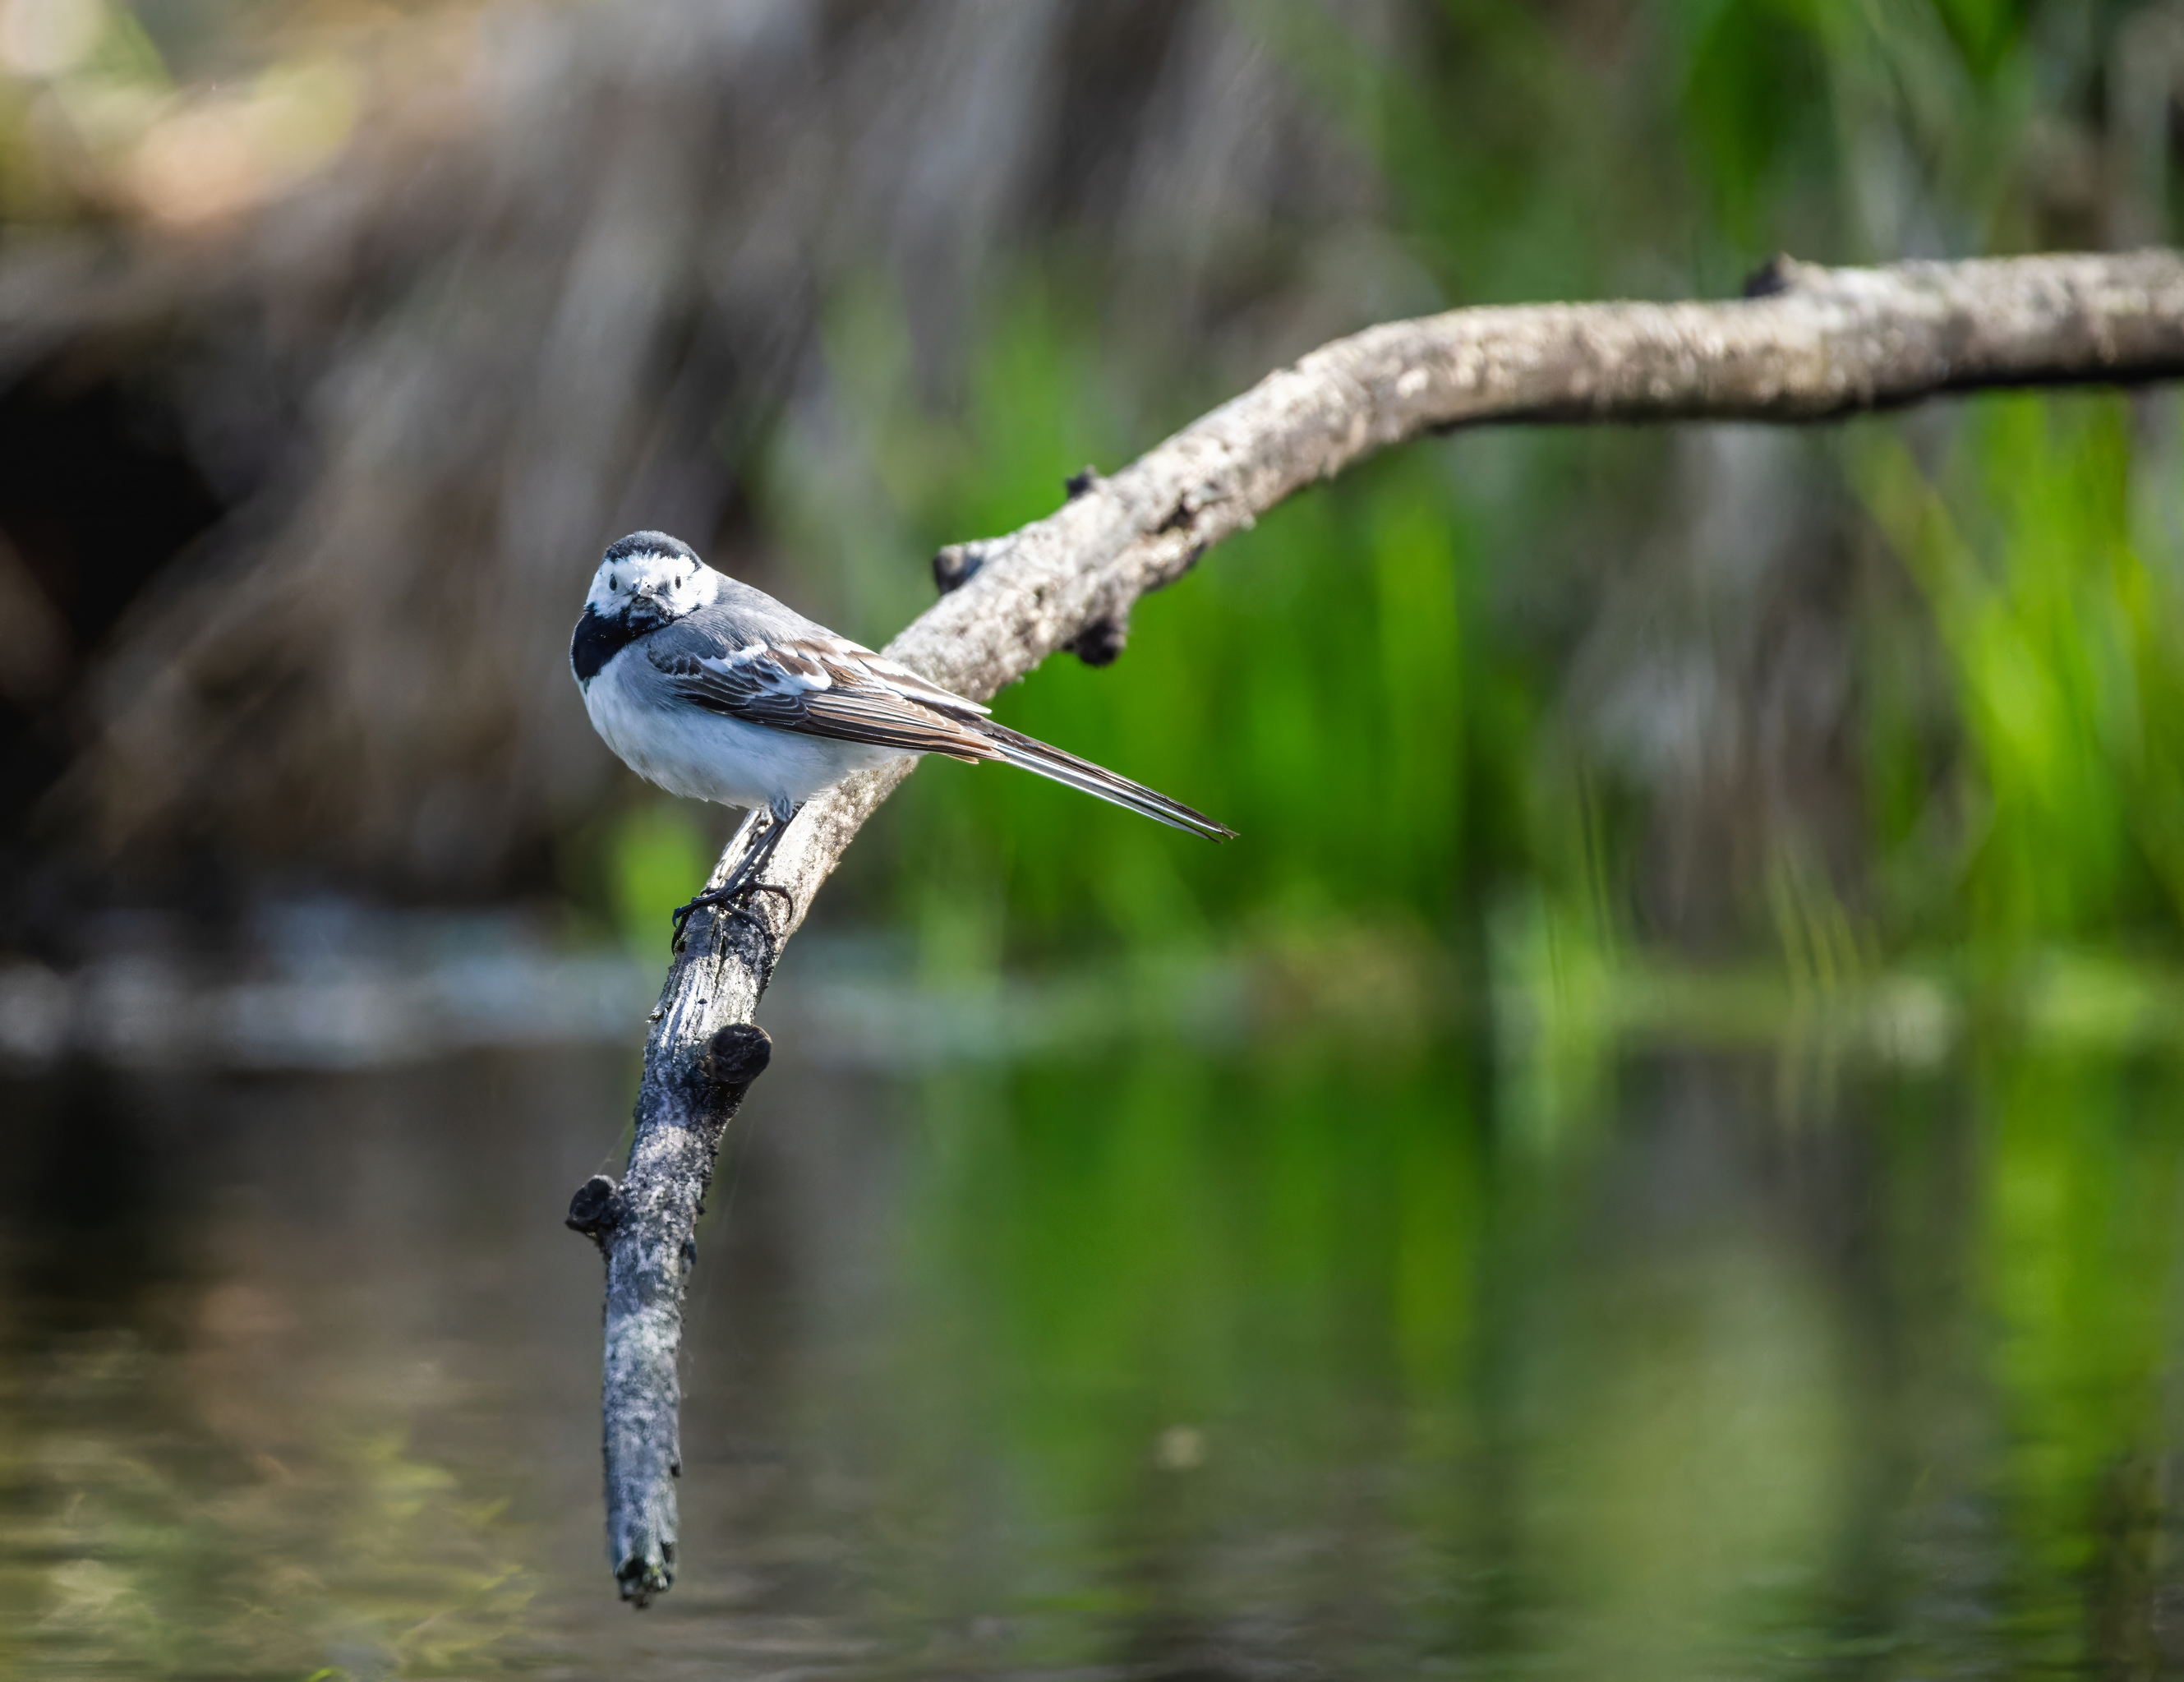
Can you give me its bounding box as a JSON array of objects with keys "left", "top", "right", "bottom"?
[{"left": 2, "top": 1031, "right": 2182, "bottom": 1679}]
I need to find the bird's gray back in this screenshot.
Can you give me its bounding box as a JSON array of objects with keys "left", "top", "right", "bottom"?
[{"left": 703, "top": 578, "right": 841, "bottom": 645}]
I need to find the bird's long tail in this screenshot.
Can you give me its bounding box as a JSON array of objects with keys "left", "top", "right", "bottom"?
[{"left": 973, "top": 720, "right": 1237, "bottom": 841}]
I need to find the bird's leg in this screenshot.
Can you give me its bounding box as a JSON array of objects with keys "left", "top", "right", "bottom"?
[
  {"left": 670, "top": 800, "right": 804, "bottom": 949},
  {"left": 670, "top": 812, "right": 762, "bottom": 950},
  {"left": 714, "top": 803, "right": 803, "bottom": 930}
]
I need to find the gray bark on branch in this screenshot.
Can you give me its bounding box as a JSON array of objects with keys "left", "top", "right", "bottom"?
[{"left": 569, "top": 247, "right": 2184, "bottom": 1603}]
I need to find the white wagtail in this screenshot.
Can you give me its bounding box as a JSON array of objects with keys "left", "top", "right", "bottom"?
[{"left": 571, "top": 531, "right": 1236, "bottom": 943}]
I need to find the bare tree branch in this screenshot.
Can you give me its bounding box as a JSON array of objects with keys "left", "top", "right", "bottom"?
[{"left": 569, "top": 247, "right": 2184, "bottom": 1603}]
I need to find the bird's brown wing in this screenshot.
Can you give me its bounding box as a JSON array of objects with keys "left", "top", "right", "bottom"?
[{"left": 647, "top": 637, "right": 999, "bottom": 763}]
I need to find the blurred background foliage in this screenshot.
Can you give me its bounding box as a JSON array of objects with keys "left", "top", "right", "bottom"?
[
  {"left": 0, "top": 0, "right": 2180, "bottom": 998},
  {"left": 752, "top": 0, "right": 2184, "bottom": 1010}
]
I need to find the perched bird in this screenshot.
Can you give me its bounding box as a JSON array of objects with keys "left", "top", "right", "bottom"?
[{"left": 571, "top": 531, "right": 1235, "bottom": 944}]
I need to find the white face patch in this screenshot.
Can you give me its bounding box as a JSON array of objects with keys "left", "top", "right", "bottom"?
[{"left": 585, "top": 547, "right": 715, "bottom": 624}]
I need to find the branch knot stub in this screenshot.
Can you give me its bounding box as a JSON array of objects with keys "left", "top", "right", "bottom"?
[
  {"left": 1069, "top": 613, "right": 1129, "bottom": 666},
  {"left": 696, "top": 1021, "right": 772, "bottom": 1102},
  {"left": 566, "top": 1175, "right": 624, "bottom": 1248},
  {"left": 933, "top": 538, "right": 1001, "bottom": 593},
  {"left": 1743, "top": 252, "right": 1815, "bottom": 299}
]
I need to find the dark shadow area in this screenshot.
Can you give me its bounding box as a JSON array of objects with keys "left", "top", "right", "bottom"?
[{"left": 0, "top": 343, "right": 229, "bottom": 834}]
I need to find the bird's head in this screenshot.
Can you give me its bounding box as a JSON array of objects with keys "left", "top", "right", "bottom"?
[
  {"left": 572, "top": 531, "right": 719, "bottom": 688},
  {"left": 584, "top": 531, "right": 714, "bottom": 629}
]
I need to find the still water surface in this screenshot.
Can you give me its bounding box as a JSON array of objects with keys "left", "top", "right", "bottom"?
[{"left": 2, "top": 1023, "right": 2179, "bottom": 1678}]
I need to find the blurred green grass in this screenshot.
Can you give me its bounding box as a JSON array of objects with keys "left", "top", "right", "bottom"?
[{"left": 740, "top": 0, "right": 2184, "bottom": 999}]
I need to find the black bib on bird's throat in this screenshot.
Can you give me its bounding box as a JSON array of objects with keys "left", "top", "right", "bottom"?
[{"left": 571, "top": 607, "right": 645, "bottom": 684}]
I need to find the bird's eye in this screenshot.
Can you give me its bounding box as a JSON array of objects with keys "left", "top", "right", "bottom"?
[{"left": 609, "top": 573, "right": 620, "bottom": 591}]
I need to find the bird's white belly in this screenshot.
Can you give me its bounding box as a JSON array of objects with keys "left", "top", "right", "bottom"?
[{"left": 583, "top": 653, "right": 905, "bottom": 808}]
